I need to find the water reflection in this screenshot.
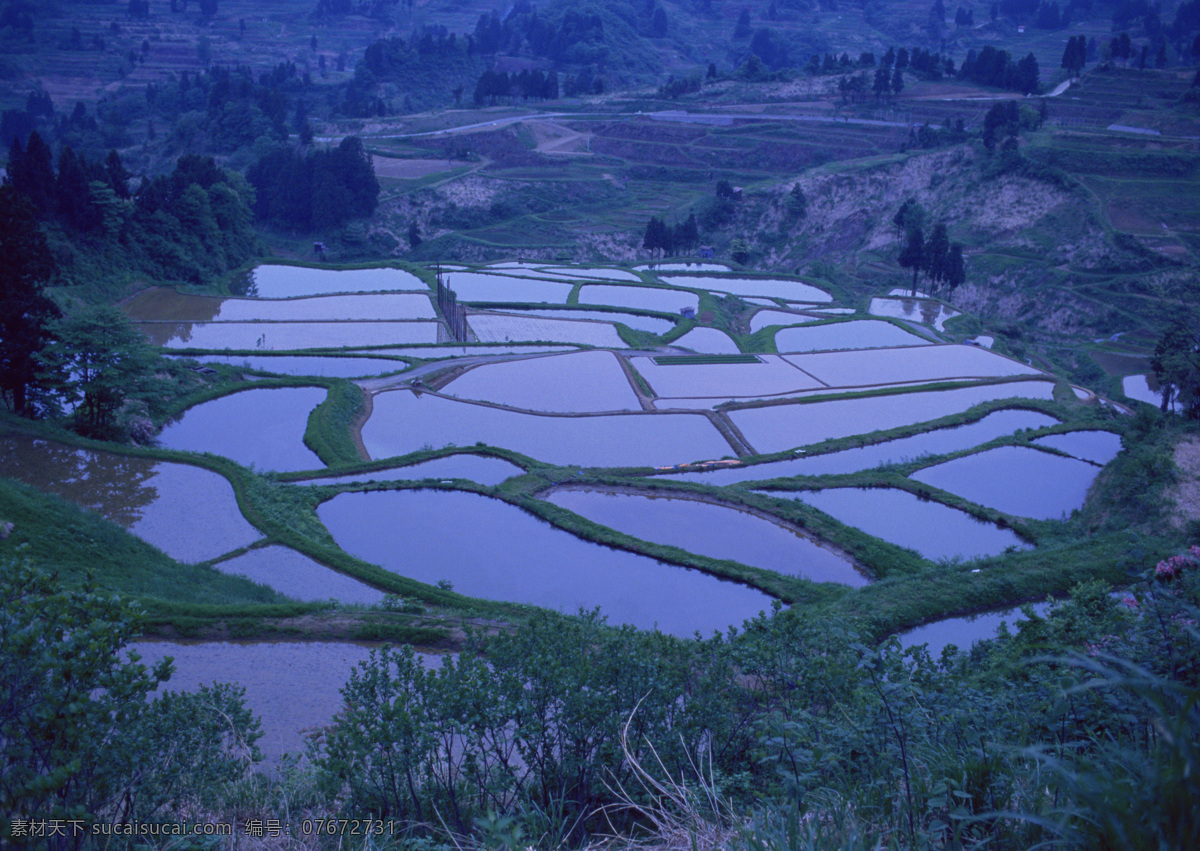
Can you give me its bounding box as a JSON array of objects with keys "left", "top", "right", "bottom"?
[
  {"left": 126, "top": 641, "right": 442, "bottom": 763},
  {"left": 911, "top": 445, "right": 1102, "bottom": 520},
  {"left": 318, "top": 490, "right": 774, "bottom": 637},
  {"left": 213, "top": 546, "right": 385, "bottom": 605},
  {"left": 659, "top": 409, "right": 1060, "bottom": 484},
  {"left": 546, "top": 488, "right": 866, "bottom": 586},
  {"left": 0, "top": 436, "right": 261, "bottom": 562},
  {"left": 778, "top": 487, "right": 1030, "bottom": 562},
  {"left": 158, "top": 387, "right": 326, "bottom": 473}
]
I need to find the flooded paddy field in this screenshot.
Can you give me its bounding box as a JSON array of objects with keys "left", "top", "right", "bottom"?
[
  {"left": 7, "top": 260, "right": 1138, "bottom": 722},
  {"left": 776, "top": 487, "right": 1031, "bottom": 562},
  {"left": 579, "top": 285, "right": 700, "bottom": 313},
  {"left": 127, "top": 641, "right": 440, "bottom": 764},
  {"left": 667, "top": 327, "right": 741, "bottom": 353},
  {"left": 250, "top": 265, "right": 427, "bottom": 297},
  {"left": 910, "top": 445, "right": 1104, "bottom": 520},
  {"left": 0, "top": 436, "right": 261, "bottom": 562},
  {"left": 362, "top": 391, "right": 731, "bottom": 467},
  {"left": 318, "top": 490, "right": 773, "bottom": 637},
  {"left": 298, "top": 454, "right": 526, "bottom": 487},
  {"left": 468, "top": 314, "right": 627, "bottom": 347},
  {"left": 442, "top": 351, "right": 641, "bottom": 413},
  {"left": 775, "top": 320, "right": 933, "bottom": 353},
  {"left": 869, "top": 297, "right": 960, "bottom": 331},
  {"left": 658, "top": 409, "right": 1061, "bottom": 483},
  {"left": 213, "top": 546, "right": 385, "bottom": 605},
  {"left": 729, "top": 382, "right": 1058, "bottom": 453},
  {"left": 138, "top": 320, "right": 441, "bottom": 350},
  {"left": 545, "top": 488, "right": 867, "bottom": 587},
  {"left": 170, "top": 354, "right": 409, "bottom": 378},
  {"left": 158, "top": 387, "right": 327, "bottom": 473},
  {"left": 498, "top": 308, "right": 676, "bottom": 335},
  {"left": 124, "top": 290, "right": 436, "bottom": 322},
  {"left": 659, "top": 276, "right": 832, "bottom": 302}
]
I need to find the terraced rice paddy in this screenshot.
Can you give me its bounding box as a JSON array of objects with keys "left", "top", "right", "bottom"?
[
  {"left": 0, "top": 436, "right": 261, "bottom": 562},
  {"left": 442, "top": 351, "right": 641, "bottom": 412},
  {"left": 21, "top": 263, "right": 1131, "bottom": 648},
  {"left": 869, "top": 297, "right": 960, "bottom": 330},
  {"left": 171, "top": 354, "right": 409, "bottom": 377},
  {"left": 578, "top": 285, "right": 699, "bottom": 313},
  {"left": 660, "top": 276, "right": 833, "bottom": 302},
  {"left": 545, "top": 488, "right": 866, "bottom": 587},
  {"left": 775, "top": 320, "right": 933, "bottom": 352},
  {"left": 138, "top": 320, "right": 441, "bottom": 349},
  {"left": 362, "top": 392, "right": 731, "bottom": 467},
  {"left": 468, "top": 314, "right": 628, "bottom": 347},
  {"left": 910, "top": 446, "right": 1104, "bottom": 520},
  {"left": 318, "top": 490, "right": 773, "bottom": 637},
  {"left": 299, "top": 454, "right": 525, "bottom": 487},
  {"left": 251, "top": 265, "right": 426, "bottom": 297},
  {"left": 777, "top": 487, "right": 1031, "bottom": 562},
  {"left": 157, "top": 387, "right": 326, "bottom": 472},
  {"left": 213, "top": 546, "right": 385, "bottom": 605},
  {"left": 669, "top": 327, "right": 741, "bottom": 353},
  {"left": 728, "top": 382, "right": 1058, "bottom": 453},
  {"left": 658, "top": 409, "right": 1061, "bottom": 483}
]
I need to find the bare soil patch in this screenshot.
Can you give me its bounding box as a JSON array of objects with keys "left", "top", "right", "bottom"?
[
  {"left": 372, "top": 156, "right": 453, "bottom": 179},
  {"left": 1167, "top": 436, "right": 1200, "bottom": 530}
]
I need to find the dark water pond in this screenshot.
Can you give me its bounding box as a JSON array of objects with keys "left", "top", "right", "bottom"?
[
  {"left": 363, "top": 391, "right": 732, "bottom": 468},
  {"left": 318, "top": 490, "right": 774, "bottom": 637},
  {"left": 660, "top": 409, "right": 1059, "bottom": 484},
  {"left": 158, "top": 387, "right": 326, "bottom": 472},
  {"left": 776, "top": 487, "right": 1031, "bottom": 562},
  {"left": 910, "top": 445, "right": 1102, "bottom": 520},
  {"left": 0, "top": 436, "right": 261, "bottom": 562},
  {"left": 213, "top": 546, "right": 385, "bottom": 605},
  {"left": 127, "top": 641, "right": 442, "bottom": 763},
  {"left": 545, "top": 488, "right": 866, "bottom": 587}
]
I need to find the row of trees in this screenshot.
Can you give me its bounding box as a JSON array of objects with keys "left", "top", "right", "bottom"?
[
  {"left": 472, "top": 69, "right": 560, "bottom": 105},
  {"left": 895, "top": 199, "right": 966, "bottom": 296},
  {"left": 642, "top": 213, "right": 699, "bottom": 257},
  {"left": 959, "top": 45, "right": 1041, "bottom": 94},
  {"left": 246, "top": 136, "right": 379, "bottom": 232}
]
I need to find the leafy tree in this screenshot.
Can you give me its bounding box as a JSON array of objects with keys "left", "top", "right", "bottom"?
[
  {"left": 39, "top": 305, "right": 165, "bottom": 438},
  {"left": 6, "top": 130, "right": 56, "bottom": 217},
  {"left": 899, "top": 225, "right": 925, "bottom": 296},
  {"left": 734, "top": 8, "right": 751, "bottom": 39},
  {"left": 1150, "top": 318, "right": 1200, "bottom": 417},
  {"left": 924, "top": 221, "right": 950, "bottom": 289},
  {"left": 0, "top": 556, "right": 261, "bottom": 834},
  {"left": 0, "top": 186, "right": 58, "bottom": 415},
  {"left": 786, "top": 183, "right": 807, "bottom": 219}
]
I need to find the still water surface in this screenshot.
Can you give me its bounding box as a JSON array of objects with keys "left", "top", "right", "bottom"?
[
  {"left": 127, "top": 642, "right": 442, "bottom": 763},
  {"left": 545, "top": 488, "right": 866, "bottom": 586},
  {"left": 363, "top": 392, "right": 731, "bottom": 468},
  {"left": 658, "top": 409, "right": 1060, "bottom": 483},
  {"left": 318, "top": 490, "right": 774, "bottom": 637},
  {"left": 158, "top": 387, "right": 326, "bottom": 472},
  {"left": 911, "top": 445, "right": 1102, "bottom": 520},
  {"left": 0, "top": 436, "right": 261, "bottom": 562},
  {"left": 777, "top": 487, "right": 1030, "bottom": 562}
]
